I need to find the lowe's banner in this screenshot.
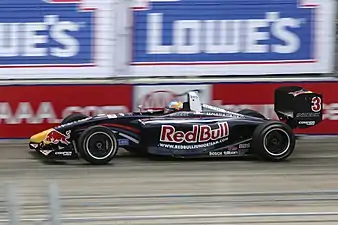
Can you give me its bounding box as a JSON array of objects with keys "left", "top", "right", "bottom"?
[
  {"left": 130, "top": 0, "right": 336, "bottom": 76},
  {"left": 0, "top": 0, "right": 115, "bottom": 79}
]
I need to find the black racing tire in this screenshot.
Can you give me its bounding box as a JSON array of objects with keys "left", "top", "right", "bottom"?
[
  {"left": 61, "top": 113, "right": 88, "bottom": 125},
  {"left": 77, "top": 125, "right": 118, "bottom": 165},
  {"left": 238, "top": 109, "right": 266, "bottom": 119},
  {"left": 251, "top": 121, "right": 296, "bottom": 162}
]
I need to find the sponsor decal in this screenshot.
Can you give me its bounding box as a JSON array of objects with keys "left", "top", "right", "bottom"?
[
  {"left": 159, "top": 138, "right": 228, "bottom": 150},
  {"left": 202, "top": 112, "right": 227, "bottom": 117},
  {"left": 132, "top": 0, "right": 316, "bottom": 64},
  {"left": 202, "top": 104, "right": 243, "bottom": 118},
  {"left": 223, "top": 141, "right": 251, "bottom": 152},
  {"left": 45, "top": 130, "right": 71, "bottom": 145},
  {"left": 131, "top": 0, "right": 335, "bottom": 76},
  {"left": 228, "top": 146, "right": 238, "bottom": 151},
  {"left": 118, "top": 139, "right": 130, "bottom": 146},
  {"left": 160, "top": 122, "right": 229, "bottom": 144},
  {"left": 209, "top": 150, "right": 239, "bottom": 156},
  {"left": 239, "top": 143, "right": 250, "bottom": 149},
  {"left": 159, "top": 122, "right": 229, "bottom": 149},
  {"left": 298, "top": 121, "right": 316, "bottom": 126},
  {"left": 202, "top": 104, "right": 227, "bottom": 113},
  {"left": 55, "top": 151, "right": 73, "bottom": 156},
  {"left": 296, "top": 112, "right": 321, "bottom": 118},
  {"left": 0, "top": 0, "right": 95, "bottom": 67},
  {"left": 223, "top": 150, "right": 239, "bottom": 155},
  {"left": 209, "top": 151, "right": 222, "bottom": 156},
  {"left": 168, "top": 112, "right": 196, "bottom": 117}
]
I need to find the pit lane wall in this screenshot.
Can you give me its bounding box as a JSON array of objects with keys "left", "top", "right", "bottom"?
[
  {"left": 0, "top": 0, "right": 335, "bottom": 78},
  {"left": 1, "top": 79, "right": 338, "bottom": 139}
]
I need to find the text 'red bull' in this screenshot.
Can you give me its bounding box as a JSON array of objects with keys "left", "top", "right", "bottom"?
[
  {"left": 45, "top": 130, "right": 71, "bottom": 145},
  {"left": 160, "top": 122, "right": 229, "bottom": 143}
]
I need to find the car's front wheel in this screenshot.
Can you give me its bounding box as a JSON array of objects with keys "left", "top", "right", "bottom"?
[
  {"left": 251, "top": 121, "right": 296, "bottom": 161},
  {"left": 61, "top": 113, "right": 88, "bottom": 125},
  {"left": 77, "top": 126, "right": 119, "bottom": 165}
]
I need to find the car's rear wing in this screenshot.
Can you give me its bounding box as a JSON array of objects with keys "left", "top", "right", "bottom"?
[{"left": 274, "top": 86, "right": 323, "bottom": 129}]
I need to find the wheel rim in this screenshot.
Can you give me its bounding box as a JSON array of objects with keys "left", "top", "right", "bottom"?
[
  {"left": 85, "top": 132, "right": 116, "bottom": 160},
  {"left": 263, "top": 128, "right": 291, "bottom": 157}
]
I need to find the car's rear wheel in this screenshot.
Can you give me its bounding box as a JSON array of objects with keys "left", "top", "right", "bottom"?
[
  {"left": 251, "top": 121, "right": 296, "bottom": 161},
  {"left": 61, "top": 113, "right": 88, "bottom": 124},
  {"left": 77, "top": 126, "right": 118, "bottom": 165},
  {"left": 238, "top": 109, "right": 266, "bottom": 119}
]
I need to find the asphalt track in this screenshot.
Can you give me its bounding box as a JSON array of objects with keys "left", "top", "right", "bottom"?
[{"left": 1, "top": 138, "right": 338, "bottom": 225}]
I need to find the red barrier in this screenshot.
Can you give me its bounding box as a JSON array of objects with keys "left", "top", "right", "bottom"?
[
  {"left": 212, "top": 82, "right": 338, "bottom": 135},
  {"left": 0, "top": 84, "right": 132, "bottom": 138},
  {"left": 1, "top": 82, "right": 337, "bottom": 139}
]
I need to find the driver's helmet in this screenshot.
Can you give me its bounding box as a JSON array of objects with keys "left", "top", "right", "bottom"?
[{"left": 164, "top": 100, "right": 183, "bottom": 113}]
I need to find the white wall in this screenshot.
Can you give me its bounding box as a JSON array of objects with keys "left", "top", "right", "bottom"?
[{"left": 0, "top": 0, "right": 336, "bottom": 79}]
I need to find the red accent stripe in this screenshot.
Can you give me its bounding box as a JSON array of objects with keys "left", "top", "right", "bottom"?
[
  {"left": 50, "top": 0, "right": 81, "bottom": 3},
  {"left": 0, "top": 64, "right": 95, "bottom": 69},
  {"left": 131, "top": 60, "right": 317, "bottom": 66},
  {"left": 101, "top": 124, "right": 140, "bottom": 134}
]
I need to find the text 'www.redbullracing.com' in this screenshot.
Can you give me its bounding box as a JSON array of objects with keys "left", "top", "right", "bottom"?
[{"left": 158, "top": 137, "right": 228, "bottom": 150}]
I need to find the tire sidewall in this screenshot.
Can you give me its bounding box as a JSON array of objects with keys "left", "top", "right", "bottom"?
[
  {"left": 61, "top": 113, "right": 88, "bottom": 125},
  {"left": 78, "top": 126, "right": 118, "bottom": 165},
  {"left": 252, "top": 122, "right": 296, "bottom": 161}
]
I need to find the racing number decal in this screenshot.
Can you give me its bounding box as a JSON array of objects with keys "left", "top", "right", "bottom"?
[{"left": 311, "top": 96, "right": 322, "bottom": 112}]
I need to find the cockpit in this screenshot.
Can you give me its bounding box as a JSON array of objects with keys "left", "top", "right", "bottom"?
[
  {"left": 164, "top": 91, "right": 202, "bottom": 113},
  {"left": 135, "top": 91, "right": 202, "bottom": 115}
]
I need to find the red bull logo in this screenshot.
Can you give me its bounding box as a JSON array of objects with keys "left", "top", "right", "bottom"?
[
  {"left": 45, "top": 130, "right": 71, "bottom": 145},
  {"left": 160, "top": 122, "right": 229, "bottom": 143}
]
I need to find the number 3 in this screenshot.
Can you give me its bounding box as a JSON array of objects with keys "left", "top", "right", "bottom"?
[{"left": 311, "top": 96, "right": 322, "bottom": 112}]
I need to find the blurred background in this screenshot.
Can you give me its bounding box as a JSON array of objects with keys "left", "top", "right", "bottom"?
[{"left": 1, "top": 0, "right": 338, "bottom": 224}]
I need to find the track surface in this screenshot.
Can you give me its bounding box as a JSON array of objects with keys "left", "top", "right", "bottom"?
[{"left": 1, "top": 138, "right": 338, "bottom": 225}]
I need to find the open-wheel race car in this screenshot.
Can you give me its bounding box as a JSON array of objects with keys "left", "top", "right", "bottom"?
[{"left": 29, "top": 86, "right": 323, "bottom": 165}]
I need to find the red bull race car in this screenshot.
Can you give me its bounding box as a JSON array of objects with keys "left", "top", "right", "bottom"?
[{"left": 29, "top": 86, "right": 323, "bottom": 165}]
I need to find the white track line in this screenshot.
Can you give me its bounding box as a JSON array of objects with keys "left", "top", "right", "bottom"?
[{"left": 2, "top": 211, "right": 338, "bottom": 222}]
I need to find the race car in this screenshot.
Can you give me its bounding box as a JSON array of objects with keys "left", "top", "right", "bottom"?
[{"left": 29, "top": 86, "right": 323, "bottom": 165}]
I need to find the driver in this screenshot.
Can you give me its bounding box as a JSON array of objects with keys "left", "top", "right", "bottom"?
[{"left": 164, "top": 100, "right": 183, "bottom": 113}]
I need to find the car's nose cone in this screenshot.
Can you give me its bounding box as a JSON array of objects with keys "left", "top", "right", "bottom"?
[{"left": 29, "top": 128, "right": 53, "bottom": 144}]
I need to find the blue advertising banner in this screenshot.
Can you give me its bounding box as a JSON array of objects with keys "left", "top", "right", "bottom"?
[
  {"left": 0, "top": 0, "right": 94, "bottom": 68},
  {"left": 132, "top": 0, "right": 317, "bottom": 65}
]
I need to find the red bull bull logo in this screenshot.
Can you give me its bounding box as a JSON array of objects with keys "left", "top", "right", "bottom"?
[{"left": 45, "top": 130, "right": 71, "bottom": 145}]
